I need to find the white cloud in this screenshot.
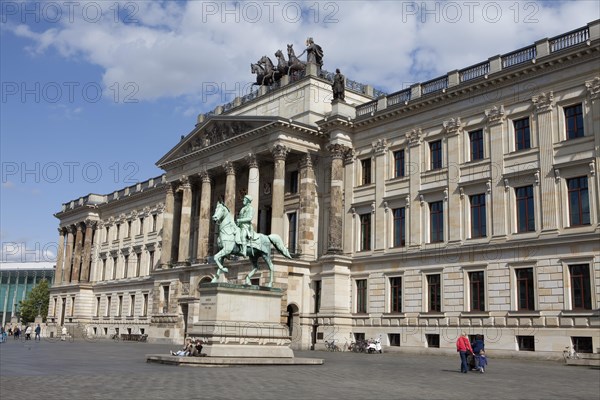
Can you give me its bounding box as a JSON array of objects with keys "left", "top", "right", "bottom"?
[{"left": 6, "top": 0, "right": 599, "bottom": 109}]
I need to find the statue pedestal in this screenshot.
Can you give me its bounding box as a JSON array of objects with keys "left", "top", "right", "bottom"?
[{"left": 187, "top": 283, "right": 293, "bottom": 358}]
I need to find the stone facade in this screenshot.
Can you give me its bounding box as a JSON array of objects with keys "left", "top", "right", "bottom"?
[{"left": 50, "top": 21, "right": 600, "bottom": 358}]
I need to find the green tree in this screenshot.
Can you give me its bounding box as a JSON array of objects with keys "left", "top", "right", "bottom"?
[{"left": 18, "top": 279, "right": 50, "bottom": 323}]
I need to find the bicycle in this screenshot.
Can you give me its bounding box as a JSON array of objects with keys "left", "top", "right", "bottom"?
[
  {"left": 110, "top": 333, "right": 120, "bottom": 342},
  {"left": 324, "top": 340, "right": 340, "bottom": 352},
  {"left": 563, "top": 346, "right": 579, "bottom": 362}
]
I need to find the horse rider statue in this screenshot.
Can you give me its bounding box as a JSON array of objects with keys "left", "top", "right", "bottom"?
[{"left": 236, "top": 194, "right": 255, "bottom": 256}]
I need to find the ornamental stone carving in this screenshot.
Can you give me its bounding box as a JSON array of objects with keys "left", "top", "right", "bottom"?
[
  {"left": 532, "top": 91, "right": 555, "bottom": 112},
  {"left": 585, "top": 77, "right": 600, "bottom": 100},
  {"left": 299, "top": 153, "right": 314, "bottom": 169},
  {"left": 326, "top": 143, "right": 347, "bottom": 159},
  {"left": 443, "top": 118, "right": 463, "bottom": 135},
  {"left": 245, "top": 153, "right": 259, "bottom": 169},
  {"left": 485, "top": 105, "right": 505, "bottom": 125},
  {"left": 406, "top": 128, "right": 422, "bottom": 146},
  {"left": 199, "top": 169, "right": 211, "bottom": 183},
  {"left": 372, "top": 138, "right": 388, "bottom": 155},
  {"left": 271, "top": 144, "right": 289, "bottom": 160},
  {"left": 184, "top": 121, "right": 252, "bottom": 154},
  {"left": 222, "top": 161, "right": 236, "bottom": 175},
  {"left": 343, "top": 148, "right": 355, "bottom": 165}
]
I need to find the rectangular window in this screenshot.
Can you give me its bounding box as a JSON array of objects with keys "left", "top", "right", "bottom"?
[
  {"left": 426, "top": 334, "right": 440, "bottom": 348},
  {"left": 469, "top": 129, "right": 484, "bottom": 160},
  {"left": 517, "top": 335, "right": 535, "bottom": 351},
  {"left": 142, "top": 293, "right": 148, "bottom": 317},
  {"left": 360, "top": 213, "right": 371, "bottom": 251},
  {"left": 126, "top": 221, "right": 132, "bottom": 238},
  {"left": 567, "top": 177, "right": 590, "bottom": 226},
  {"left": 149, "top": 250, "right": 155, "bottom": 271},
  {"left": 250, "top": 278, "right": 260, "bottom": 286},
  {"left": 288, "top": 170, "right": 299, "bottom": 194},
  {"left": 569, "top": 264, "right": 592, "bottom": 310},
  {"left": 571, "top": 337, "right": 593, "bottom": 353},
  {"left": 287, "top": 212, "right": 297, "bottom": 253},
  {"left": 70, "top": 296, "right": 75, "bottom": 316},
  {"left": 516, "top": 186, "right": 535, "bottom": 233},
  {"left": 129, "top": 294, "right": 135, "bottom": 317},
  {"left": 356, "top": 279, "right": 367, "bottom": 313},
  {"left": 429, "top": 201, "right": 444, "bottom": 243},
  {"left": 152, "top": 214, "right": 157, "bottom": 232},
  {"left": 106, "top": 296, "right": 111, "bottom": 317},
  {"left": 117, "top": 295, "right": 123, "bottom": 317},
  {"left": 469, "top": 271, "right": 485, "bottom": 312},
  {"left": 394, "top": 150, "right": 405, "bottom": 178},
  {"left": 101, "top": 259, "right": 107, "bottom": 281},
  {"left": 104, "top": 226, "right": 109, "bottom": 243},
  {"left": 470, "top": 194, "right": 487, "bottom": 238},
  {"left": 389, "top": 333, "right": 401, "bottom": 347},
  {"left": 95, "top": 296, "right": 100, "bottom": 317},
  {"left": 138, "top": 217, "right": 144, "bottom": 235},
  {"left": 565, "top": 104, "right": 584, "bottom": 139},
  {"left": 124, "top": 255, "right": 129, "bottom": 278},
  {"left": 392, "top": 207, "right": 406, "bottom": 247},
  {"left": 116, "top": 224, "right": 120, "bottom": 240},
  {"left": 314, "top": 280, "right": 321, "bottom": 314},
  {"left": 427, "top": 274, "right": 441, "bottom": 312},
  {"left": 135, "top": 253, "right": 142, "bottom": 277},
  {"left": 390, "top": 277, "right": 402, "bottom": 313},
  {"left": 361, "top": 159, "right": 372, "bottom": 185},
  {"left": 516, "top": 268, "right": 535, "bottom": 311},
  {"left": 162, "top": 286, "right": 170, "bottom": 314},
  {"left": 430, "top": 140, "right": 442, "bottom": 170},
  {"left": 514, "top": 117, "right": 531, "bottom": 150}
]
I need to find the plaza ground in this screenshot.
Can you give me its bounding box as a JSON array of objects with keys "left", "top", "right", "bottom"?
[{"left": 1, "top": 339, "right": 599, "bottom": 400}]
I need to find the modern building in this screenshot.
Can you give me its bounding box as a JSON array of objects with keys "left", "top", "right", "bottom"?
[
  {"left": 49, "top": 21, "right": 600, "bottom": 358},
  {"left": 1, "top": 262, "right": 55, "bottom": 327}
]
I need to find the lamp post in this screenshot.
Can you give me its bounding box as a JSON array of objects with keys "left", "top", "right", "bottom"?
[{"left": 36, "top": 301, "right": 43, "bottom": 317}]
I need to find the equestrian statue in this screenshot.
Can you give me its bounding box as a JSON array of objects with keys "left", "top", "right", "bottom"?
[{"left": 210, "top": 195, "right": 292, "bottom": 287}]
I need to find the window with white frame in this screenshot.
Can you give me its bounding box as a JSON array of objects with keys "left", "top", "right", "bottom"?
[
  {"left": 568, "top": 264, "right": 592, "bottom": 310},
  {"left": 470, "top": 194, "right": 487, "bottom": 238},
  {"left": 389, "top": 276, "right": 402, "bottom": 313},
  {"left": 515, "top": 185, "right": 535, "bottom": 233},
  {"left": 567, "top": 176, "right": 590, "bottom": 226},
  {"left": 564, "top": 103, "right": 584, "bottom": 139},
  {"left": 129, "top": 294, "right": 135, "bottom": 317},
  {"left": 356, "top": 279, "right": 368, "bottom": 313},
  {"left": 359, "top": 213, "right": 371, "bottom": 251},
  {"left": 426, "top": 273, "right": 442, "bottom": 312},
  {"left": 429, "top": 201, "right": 444, "bottom": 243},
  {"left": 360, "top": 158, "right": 372, "bottom": 185},
  {"left": 392, "top": 207, "right": 406, "bottom": 247},
  {"left": 469, "top": 271, "right": 485, "bottom": 312}
]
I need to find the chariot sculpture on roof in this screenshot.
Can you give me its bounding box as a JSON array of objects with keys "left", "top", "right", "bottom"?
[{"left": 251, "top": 38, "right": 323, "bottom": 86}]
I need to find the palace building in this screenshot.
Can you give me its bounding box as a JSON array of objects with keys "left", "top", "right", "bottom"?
[{"left": 49, "top": 21, "right": 600, "bottom": 358}]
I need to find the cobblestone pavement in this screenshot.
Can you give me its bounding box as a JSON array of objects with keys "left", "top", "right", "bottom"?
[{"left": 1, "top": 339, "right": 599, "bottom": 400}]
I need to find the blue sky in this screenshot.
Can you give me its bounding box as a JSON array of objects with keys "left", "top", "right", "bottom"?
[{"left": 1, "top": 0, "right": 598, "bottom": 262}]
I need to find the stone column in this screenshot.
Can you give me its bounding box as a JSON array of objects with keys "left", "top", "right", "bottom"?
[
  {"left": 342, "top": 148, "right": 355, "bottom": 254},
  {"left": 406, "top": 129, "right": 422, "bottom": 248},
  {"left": 442, "top": 120, "right": 463, "bottom": 242},
  {"left": 271, "top": 144, "right": 289, "bottom": 237},
  {"left": 54, "top": 228, "right": 65, "bottom": 284},
  {"left": 485, "top": 107, "right": 507, "bottom": 239},
  {"left": 372, "top": 139, "right": 388, "bottom": 250},
  {"left": 80, "top": 220, "right": 96, "bottom": 282},
  {"left": 326, "top": 143, "right": 347, "bottom": 254},
  {"left": 245, "top": 153, "right": 260, "bottom": 228},
  {"left": 160, "top": 184, "right": 175, "bottom": 268},
  {"left": 532, "top": 92, "right": 558, "bottom": 232},
  {"left": 196, "top": 171, "right": 212, "bottom": 262},
  {"left": 298, "top": 153, "right": 317, "bottom": 258},
  {"left": 71, "top": 223, "right": 84, "bottom": 283},
  {"left": 223, "top": 161, "right": 236, "bottom": 214},
  {"left": 63, "top": 226, "right": 75, "bottom": 283},
  {"left": 177, "top": 176, "right": 192, "bottom": 264}
]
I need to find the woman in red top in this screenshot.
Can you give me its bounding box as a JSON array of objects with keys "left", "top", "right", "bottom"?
[{"left": 456, "top": 332, "right": 474, "bottom": 373}]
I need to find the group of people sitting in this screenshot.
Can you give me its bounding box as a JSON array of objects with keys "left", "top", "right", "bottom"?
[{"left": 170, "top": 338, "right": 206, "bottom": 357}]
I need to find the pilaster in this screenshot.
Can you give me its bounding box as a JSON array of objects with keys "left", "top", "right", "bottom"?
[
  {"left": 406, "top": 129, "right": 422, "bottom": 248},
  {"left": 160, "top": 184, "right": 175, "bottom": 268},
  {"left": 485, "top": 106, "right": 508, "bottom": 239},
  {"left": 372, "top": 138, "right": 388, "bottom": 250},
  {"left": 443, "top": 119, "right": 463, "bottom": 242},
  {"left": 532, "top": 92, "right": 559, "bottom": 232}
]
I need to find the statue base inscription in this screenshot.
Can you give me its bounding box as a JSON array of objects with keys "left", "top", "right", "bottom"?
[{"left": 187, "top": 283, "right": 293, "bottom": 358}]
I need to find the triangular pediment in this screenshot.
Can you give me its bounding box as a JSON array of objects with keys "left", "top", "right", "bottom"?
[{"left": 156, "top": 116, "right": 281, "bottom": 168}]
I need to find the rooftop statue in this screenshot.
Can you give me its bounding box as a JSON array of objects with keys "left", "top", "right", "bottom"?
[
  {"left": 332, "top": 68, "right": 345, "bottom": 102},
  {"left": 297, "top": 37, "right": 323, "bottom": 74},
  {"left": 210, "top": 198, "right": 292, "bottom": 287}
]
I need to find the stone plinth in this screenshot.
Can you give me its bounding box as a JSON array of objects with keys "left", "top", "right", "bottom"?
[{"left": 187, "top": 283, "right": 293, "bottom": 358}]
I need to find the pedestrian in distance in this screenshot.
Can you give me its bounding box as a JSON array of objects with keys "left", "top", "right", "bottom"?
[
  {"left": 35, "top": 324, "right": 41, "bottom": 341},
  {"left": 456, "top": 332, "right": 474, "bottom": 374}
]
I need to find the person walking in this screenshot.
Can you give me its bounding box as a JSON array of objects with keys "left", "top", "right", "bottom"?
[
  {"left": 34, "top": 324, "right": 41, "bottom": 341},
  {"left": 456, "top": 332, "right": 474, "bottom": 374}
]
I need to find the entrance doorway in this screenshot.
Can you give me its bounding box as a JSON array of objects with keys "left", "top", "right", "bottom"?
[{"left": 286, "top": 303, "right": 299, "bottom": 347}]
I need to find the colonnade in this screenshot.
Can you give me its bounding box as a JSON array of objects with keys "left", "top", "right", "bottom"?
[{"left": 55, "top": 220, "right": 97, "bottom": 285}]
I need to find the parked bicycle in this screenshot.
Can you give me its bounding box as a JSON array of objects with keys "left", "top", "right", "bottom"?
[
  {"left": 350, "top": 339, "right": 368, "bottom": 353},
  {"left": 324, "top": 340, "right": 340, "bottom": 352}
]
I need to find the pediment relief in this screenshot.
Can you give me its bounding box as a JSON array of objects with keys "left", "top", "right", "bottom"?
[{"left": 183, "top": 120, "right": 254, "bottom": 155}]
